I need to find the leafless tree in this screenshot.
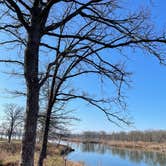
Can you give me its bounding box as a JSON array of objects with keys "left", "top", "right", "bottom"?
[
  {"left": 69, "top": 130, "right": 166, "bottom": 143},
  {"left": 38, "top": 80, "right": 79, "bottom": 165},
  {"left": 0, "top": 0, "right": 166, "bottom": 165},
  {"left": 0, "top": 122, "right": 8, "bottom": 139},
  {"left": 38, "top": 104, "right": 77, "bottom": 141},
  {"left": 2, "top": 104, "right": 24, "bottom": 143}
]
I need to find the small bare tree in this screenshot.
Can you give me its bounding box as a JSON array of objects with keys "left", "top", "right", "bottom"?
[
  {"left": 3, "top": 104, "right": 24, "bottom": 143},
  {"left": 0, "top": 122, "right": 8, "bottom": 139}
]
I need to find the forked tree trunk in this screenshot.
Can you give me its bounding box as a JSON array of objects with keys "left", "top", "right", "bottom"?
[{"left": 20, "top": 24, "right": 41, "bottom": 166}]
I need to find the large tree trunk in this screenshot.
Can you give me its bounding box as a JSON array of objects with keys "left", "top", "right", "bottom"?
[
  {"left": 20, "top": 85, "right": 39, "bottom": 166},
  {"left": 38, "top": 107, "right": 52, "bottom": 166},
  {"left": 20, "top": 24, "right": 41, "bottom": 166},
  {"left": 8, "top": 126, "right": 13, "bottom": 144}
]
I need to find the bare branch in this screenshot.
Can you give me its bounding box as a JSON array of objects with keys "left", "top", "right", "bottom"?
[
  {"left": 0, "top": 59, "right": 24, "bottom": 66},
  {"left": 44, "top": 0, "right": 101, "bottom": 32},
  {"left": 5, "top": 0, "right": 30, "bottom": 30},
  {"left": 56, "top": 93, "right": 131, "bottom": 126},
  {"left": 17, "top": 0, "right": 31, "bottom": 11}
]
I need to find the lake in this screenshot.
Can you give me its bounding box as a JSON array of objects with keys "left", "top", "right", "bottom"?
[{"left": 65, "top": 142, "right": 166, "bottom": 166}]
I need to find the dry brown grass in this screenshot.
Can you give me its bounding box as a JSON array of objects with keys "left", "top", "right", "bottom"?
[
  {"left": 0, "top": 141, "right": 83, "bottom": 166},
  {"left": 65, "top": 138, "right": 166, "bottom": 154},
  {"left": 102, "top": 140, "right": 166, "bottom": 153}
]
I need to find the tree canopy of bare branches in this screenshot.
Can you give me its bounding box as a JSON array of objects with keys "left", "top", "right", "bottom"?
[
  {"left": 0, "top": 0, "right": 166, "bottom": 165},
  {"left": 2, "top": 103, "right": 24, "bottom": 143}
]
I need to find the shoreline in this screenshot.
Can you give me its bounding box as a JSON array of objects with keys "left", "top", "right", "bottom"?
[
  {"left": 0, "top": 140, "right": 82, "bottom": 166},
  {"left": 62, "top": 138, "right": 166, "bottom": 154}
]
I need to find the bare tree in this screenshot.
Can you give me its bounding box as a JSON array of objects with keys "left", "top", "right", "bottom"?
[
  {"left": 77, "top": 130, "right": 166, "bottom": 143},
  {"left": 2, "top": 104, "right": 24, "bottom": 143},
  {"left": 0, "top": 122, "right": 8, "bottom": 139},
  {"left": 38, "top": 103, "right": 77, "bottom": 141},
  {"left": 38, "top": 80, "right": 79, "bottom": 166},
  {"left": 0, "top": 1, "right": 166, "bottom": 165}
]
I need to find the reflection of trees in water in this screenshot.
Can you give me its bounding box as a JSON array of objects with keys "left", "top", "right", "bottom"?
[
  {"left": 79, "top": 143, "right": 166, "bottom": 166},
  {"left": 81, "top": 143, "right": 95, "bottom": 152},
  {"left": 111, "top": 147, "right": 166, "bottom": 166},
  {"left": 80, "top": 143, "right": 108, "bottom": 154},
  {"left": 111, "top": 148, "right": 144, "bottom": 163},
  {"left": 98, "top": 144, "right": 107, "bottom": 154}
]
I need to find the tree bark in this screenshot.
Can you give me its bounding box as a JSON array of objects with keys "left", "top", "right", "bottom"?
[
  {"left": 8, "top": 126, "right": 13, "bottom": 144},
  {"left": 20, "top": 24, "right": 41, "bottom": 166},
  {"left": 38, "top": 107, "right": 52, "bottom": 166},
  {"left": 20, "top": 85, "right": 39, "bottom": 166}
]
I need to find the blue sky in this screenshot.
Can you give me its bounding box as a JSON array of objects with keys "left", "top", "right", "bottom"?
[
  {"left": 69, "top": 0, "right": 166, "bottom": 133},
  {"left": 0, "top": 0, "right": 166, "bottom": 133},
  {"left": 70, "top": 52, "right": 166, "bottom": 133}
]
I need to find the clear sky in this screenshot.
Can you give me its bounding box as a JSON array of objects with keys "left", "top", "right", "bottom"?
[
  {"left": 69, "top": 0, "right": 166, "bottom": 133},
  {"left": 0, "top": 0, "right": 166, "bottom": 133}
]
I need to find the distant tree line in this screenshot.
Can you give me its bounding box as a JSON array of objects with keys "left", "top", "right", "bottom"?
[{"left": 68, "top": 130, "right": 166, "bottom": 143}]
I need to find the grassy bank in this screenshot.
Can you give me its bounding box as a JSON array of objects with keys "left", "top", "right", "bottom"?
[
  {"left": 0, "top": 140, "right": 83, "bottom": 166},
  {"left": 63, "top": 138, "right": 166, "bottom": 154},
  {"left": 104, "top": 140, "right": 166, "bottom": 153}
]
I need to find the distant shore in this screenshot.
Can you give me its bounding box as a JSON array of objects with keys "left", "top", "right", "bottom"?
[{"left": 63, "top": 138, "right": 166, "bottom": 154}]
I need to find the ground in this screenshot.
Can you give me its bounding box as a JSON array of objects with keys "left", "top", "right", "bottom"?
[{"left": 0, "top": 140, "right": 82, "bottom": 166}]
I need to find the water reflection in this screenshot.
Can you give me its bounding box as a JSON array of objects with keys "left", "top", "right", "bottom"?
[
  {"left": 111, "top": 147, "right": 166, "bottom": 166},
  {"left": 81, "top": 143, "right": 107, "bottom": 154},
  {"left": 70, "top": 142, "right": 166, "bottom": 166}
]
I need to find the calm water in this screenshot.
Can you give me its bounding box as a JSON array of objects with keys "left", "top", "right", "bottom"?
[{"left": 65, "top": 142, "right": 166, "bottom": 166}]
